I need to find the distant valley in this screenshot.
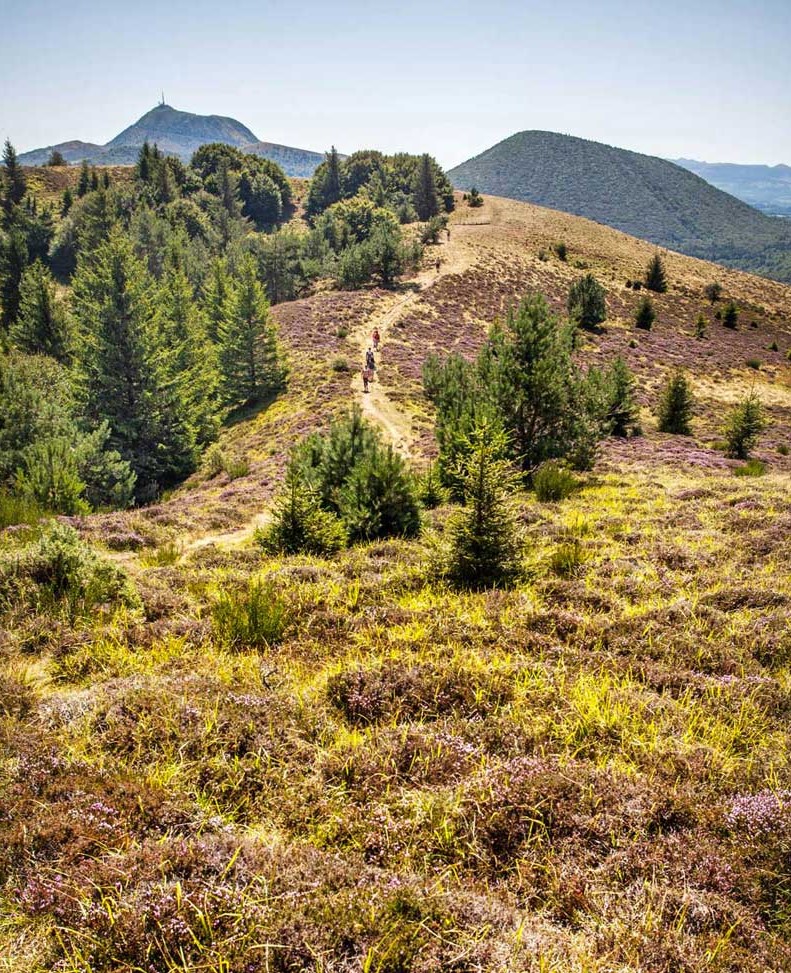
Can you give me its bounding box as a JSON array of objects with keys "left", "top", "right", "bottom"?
[
  {"left": 673, "top": 158, "right": 791, "bottom": 217},
  {"left": 17, "top": 103, "right": 327, "bottom": 178}
]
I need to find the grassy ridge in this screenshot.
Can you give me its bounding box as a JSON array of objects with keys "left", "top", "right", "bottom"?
[{"left": 449, "top": 131, "right": 791, "bottom": 283}]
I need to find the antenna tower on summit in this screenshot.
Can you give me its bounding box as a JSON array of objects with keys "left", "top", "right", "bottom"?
[{"left": 160, "top": 90, "right": 165, "bottom": 106}]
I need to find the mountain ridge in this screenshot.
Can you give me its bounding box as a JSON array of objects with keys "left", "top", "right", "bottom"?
[
  {"left": 448, "top": 130, "right": 791, "bottom": 283},
  {"left": 673, "top": 157, "right": 791, "bottom": 216},
  {"left": 17, "top": 103, "right": 326, "bottom": 177}
]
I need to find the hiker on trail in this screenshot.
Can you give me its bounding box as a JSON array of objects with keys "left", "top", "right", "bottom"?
[
  {"left": 446, "top": 227, "right": 451, "bottom": 242},
  {"left": 366, "top": 347, "right": 376, "bottom": 373},
  {"left": 372, "top": 328, "right": 381, "bottom": 351},
  {"left": 362, "top": 366, "right": 371, "bottom": 393}
]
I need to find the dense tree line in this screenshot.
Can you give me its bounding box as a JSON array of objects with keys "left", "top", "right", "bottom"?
[{"left": 0, "top": 133, "right": 455, "bottom": 518}]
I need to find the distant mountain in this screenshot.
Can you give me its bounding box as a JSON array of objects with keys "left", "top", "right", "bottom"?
[
  {"left": 448, "top": 131, "right": 791, "bottom": 284},
  {"left": 18, "top": 104, "right": 326, "bottom": 177},
  {"left": 673, "top": 159, "right": 791, "bottom": 217}
]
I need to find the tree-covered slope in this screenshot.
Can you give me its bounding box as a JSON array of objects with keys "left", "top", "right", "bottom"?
[{"left": 449, "top": 131, "right": 791, "bottom": 283}]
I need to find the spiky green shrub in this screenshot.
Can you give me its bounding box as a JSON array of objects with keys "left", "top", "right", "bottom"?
[
  {"left": 657, "top": 370, "right": 694, "bottom": 435},
  {"left": 417, "top": 463, "right": 446, "bottom": 509},
  {"left": 634, "top": 295, "right": 655, "bottom": 330},
  {"left": 533, "top": 461, "right": 578, "bottom": 502},
  {"left": 567, "top": 273, "right": 607, "bottom": 330},
  {"left": 723, "top": 392, "right": 766, "bottom": 459},
  {"left": 695, "top": 313, "right": 708, "bottom": 339},
  {"left": 260, "top": 469, "right": 347, "bottom": 555},
  {"left": 705, "top": 281, "right": 722, "bottom": 303},
  {"left": 444, "top": 423, "right": 522, "bottom": 589},
  {"left": 554, "top": 241, "right": 567, "bottom": 261},
  {"left": 211, "top": 579, "right": 288, "bottom": 649}
]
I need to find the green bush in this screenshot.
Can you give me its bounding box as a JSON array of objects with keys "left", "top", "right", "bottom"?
[
  {"left": 339, "top": 444, "right": 421, "bottom": 542},
  {"left": 657, "top": 370, "right": 694, "bottom": 435},
  {"left": 567, "top": 273, "right": 607, "bottom": 330},
  {"left": 734, "top": 459, "right": 766, "bottom": 477},
  {"left": 603, "top": 357, "right": 640, "bottom": 437},
  {"left": 533, "top": 461, "right": 578, "bottom": 502},
  {"left": 746, "top": 358, "right": 761, "bottom": 370},
  {"left": 695, "top": 313, "right": 708, "bottom": 340},
  {"left": 723, "top": 392, "right": 765, "bottom": 459},
  {"left": 553, "top": 241, "right": 567, "bottom": 261},
  {"left": 420, "top": 215, "right": 448, "bottom": 244},
  {"left": 0, "top": 522, "right": 139, "bottom": 619},
  {"left": 468, "top": 187, "right": 484, "bottom": 208},
  {"left": 211, "top": 579, "right": 288, "bottom": 649},
  {"left": 259, "top": 469, "right": 347, "bottom": 555},
  {"left": 634, "top": 295, "right": 655, "bottom": 330},
  {"left": 704, "top": 281, "right": 722, "bottom": 303},
  {"left": 722, "top": 301, "right": 739, "bottom": 329},
  {"left": 417, "top": 463, "right": 446, "bottom": 509}
]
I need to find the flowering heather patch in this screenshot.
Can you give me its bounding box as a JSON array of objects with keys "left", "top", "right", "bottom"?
[{"left": 726, "top": 789, "right": 791, "bottom": 835}]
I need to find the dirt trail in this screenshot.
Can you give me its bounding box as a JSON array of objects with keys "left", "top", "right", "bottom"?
[{"left": 349, "top": 233, "right": 476, "bottom": 456}]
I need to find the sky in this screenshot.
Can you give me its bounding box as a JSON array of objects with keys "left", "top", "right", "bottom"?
[{"left": 2, "top": 0, "right": 790, "bottom": 168}]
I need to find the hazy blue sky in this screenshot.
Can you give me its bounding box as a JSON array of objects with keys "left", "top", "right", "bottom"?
[{"left": 2, "top": 0, "right": 789, "bottom": 166}]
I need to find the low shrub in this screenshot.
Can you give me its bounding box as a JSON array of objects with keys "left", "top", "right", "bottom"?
[
  {"left": 0, "top": 491, "right": 43, "bottom": 529},
  {"left": 722, "top": 301, "right": 739, "bottom": 329},
  {"left": 554, "top": 241, "right": 567, "bottom": 261},
  {"left": 549, "top": 539, "right": 587, "bottom": 576},
  {"left": 211, "top": 579, "right": 289, "bottom": 649},
  {"left": 734, "top": 459, "right": 766, "bottom": 477},
  {"left": 0, "top": 522, "right": 139, "bottom": 619},
  {"left": 533, "top": 461, "right": 578, "bottom": 502},
  {"left": 634, "top": 295, "right": 655, "bottom": 330},
  {"left": 746, "top": 358, "right": 761, "bottom": 370},
  {"left": 332, "top": 357, "right": 352, "bottom": 373}
]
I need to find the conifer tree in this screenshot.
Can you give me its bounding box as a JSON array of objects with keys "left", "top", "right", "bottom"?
[
  {"left": 102, "top": 170, "right": 111, "bottom": 189},
  {"left": 445, "top": 421, "right": 522, "bottom": 588},
  {"left": 634, "top": 295, "right": 655, "bottom": 330},
  {"left": 202, "top": 256, "right": 233, "bottom": 342},
  {"left": 260, "top": 465, "right": 347, "bottom": 555},
  {"left": 644, "top": 252, "right": 668, "bottom": 293},
  {"left": 72, "top": 229, "right": 197, "bottom": 498},
  {"left": 90, "top": 169, "right": 99, "bottom": 192},
  {"left": 339, "top": 442, "right": 421, "bottom": 541},
  {"left": 159, "top": 267, "right": 218, "bottom": 445},
  {"left": 723, "top": 392, "right": 765, "bottom": 459},
  {"left": 10, "top": 260, "right": 73, "bottom": 361},
  {"left": 722, "top": 300, "right": 739, "bottom": 329},
  {"left": 61, "top": 187, "right": 73, "bottom": 216},
  {"left": 657, "top": 370, "right": 694, "bottom": 435},
  {"left": 2, "top": 139, "right": 27, "bottom": 213},
  {"left": 77, "top": 160, "right": 91, "bottom": 197},
  {"left": 218, "top": 255, "right": 287, "bottom": 407},
  {"left": 413, "top": 153, "right": 439, "bottom": 221},
  {"left": 0, "top": 229, "right": 29, "bottom": 331},
  {"left": 325, "top": 146, "right": 343, "bottom": 209},
  {"left": 567, "top": 273, "right": 607, "bottom": 329},
  {"left": 604, "top": 356, "right": 639, "bottom": 436},
  {"left": 136, "top": 141, "right": 152, "bottom": 183}
]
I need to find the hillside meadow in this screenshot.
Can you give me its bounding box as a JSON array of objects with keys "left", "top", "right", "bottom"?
[{"left": 3, "top": 192, "right": 791, "bottom": 971}]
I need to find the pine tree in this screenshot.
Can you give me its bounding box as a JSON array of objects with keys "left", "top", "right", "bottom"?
[
  {"left": 694, "top": 313, "right": 708, "bottom": 339},
  {"left": 0, "top": 229, "right": 29, "bottom": 331},
  {"left": 136, "top": 141, "right": 152, "bottom": 183},
  {"left": 72, "top": 229, "right": 198, "bottom": 498},
  {"left": 723, "top": 392, "right": 765, "bottom": 459},
  {"left": 47, "top": 150, "right": 66, "bottom": 167},
  {"left": 644, "top": 252, "right": 668, "bottom": 293},
  {"left": 90, "top": 169, "right": 99, "bottom": 191},
  {"left": 657, "top": 370, "right": 694, "bottom": 435},
  {"left": 217, "top": 161, "right": 243, "bottom": 218},
  {"left": 722, "top": 300, "right": 739, "bottom": 329},
  {"left": 604, "top": 357, "right": 639, "bottom": 436},
  {"left": 159, "top": 267, "right": 218, "bottom": 445},
  {"left": 61, "top": 187, "right": 73, "bottom": 216},
  {"left": 102, "top": 170, "right": 111, "bottom": 189},
  {"left": 634, "top": 295, "right": 655, "bottom": 330},
  {"left": 413, "top": 153, "right": 439, "bottom": 221},
  {"left": 202, "top": 256, "right": 233, "bottom": 343},
  {"left": 445, "top": 421, "right": 522, "bottom": 588},
  {"left": 567, "top": 273, "right": 607, "bottom": 329},
  {"left": 339, "top": 442, "right": 421, "bottom": 541},
  {"left": 77, "top": 160, "right": 91, "bottom": 197},
  {"left": 2, "top": 139, "right": 27, "bottom": 214},
  {"left": 10, "top": 260, "right": 73, "bottom": 360},
  {"left": 260, "top": 465, "right": 347, "bottom": 555},
  {"left": 325, "top": 146, "right": 343, "bottom": 208},
  {"left": 218, "top": 255, "right": 287, "bottom": 407}
]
